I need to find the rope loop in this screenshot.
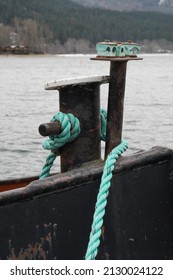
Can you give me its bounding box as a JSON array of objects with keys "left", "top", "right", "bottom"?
[
  {"left": 66, "top": 113, "right": 81, "bottom": 142},
  {"left": 39, "top": 112, "right": 80, "bottom": 179},
  {"left": 42, "top": 112, "right": 81, "bottom": 154}
]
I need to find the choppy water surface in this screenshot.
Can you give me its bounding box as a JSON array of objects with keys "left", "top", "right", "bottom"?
[{"left": 0, "top": 54, "right": 172, "bottom": 180}]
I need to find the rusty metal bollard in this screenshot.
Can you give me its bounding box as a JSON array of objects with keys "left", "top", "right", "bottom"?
[
  {"left": 91, "top": 56, "right": 142, "bottom": 158},
  {"left": 40, "top": 76, "right": 109, "bottom": 172}
]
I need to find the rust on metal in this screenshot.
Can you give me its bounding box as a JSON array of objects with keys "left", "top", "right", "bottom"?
[
  {"left": 8, "top": 242, "right": 47, "bottom": 260},
  {"left": 7, "top": 223, "right": 58, "bottom": 260},
  {"left": 39, "top": 121, "right": 61, "bottom": 137},
  {"left": 91, "top": 56, "right": 142, "bottom": 158},
  {"left": 59, "top": 83, "right": 101, "bottom": 172},
  {"left": 105, "top": 60, "right": 127, "bottom": 157},
  {"left": 91, "top": 56, "right": 143, "bottom": 62}
]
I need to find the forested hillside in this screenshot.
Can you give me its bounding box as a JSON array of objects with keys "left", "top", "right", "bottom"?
[{"left": 0, "top": 0, "right": 173, "bottom": 53}]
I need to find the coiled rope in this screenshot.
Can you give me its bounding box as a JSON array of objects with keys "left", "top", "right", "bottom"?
[
  {"left": 39, "top": 112, "right": 80, "bottom": 179},
  {"left": 39, "top": 110, "right": 128, "bottom": 260}
]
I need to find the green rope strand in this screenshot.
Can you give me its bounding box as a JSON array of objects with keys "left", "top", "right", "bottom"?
[
  {"left": 85, "top": 140, "right": 128, "bottom": 260},
  {"left": 39, "top": 152, "right": 56, "bottom": 179},
  {"left": 100, "top": 108, "right": 107, "bottom": 141}
]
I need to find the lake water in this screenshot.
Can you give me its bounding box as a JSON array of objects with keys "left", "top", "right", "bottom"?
[{"left": 0, "top": 54, "right": 172, "bottom": 180}]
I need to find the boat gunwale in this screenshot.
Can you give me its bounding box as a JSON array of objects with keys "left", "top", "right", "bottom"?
[{"left": 0, "top": 146, "right": 172, "bottom": 207}]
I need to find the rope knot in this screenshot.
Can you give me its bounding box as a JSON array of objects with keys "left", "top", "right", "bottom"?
[
  {"left": 39, "top": 112, "right": 80, "bottom": 179},
  {"left": 42, "top": 112, "right": 81, "bottom": 155}
]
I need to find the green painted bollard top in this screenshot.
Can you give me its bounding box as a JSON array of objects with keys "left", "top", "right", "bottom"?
[{"left": 96, "top": 40, "right": 141, "bottom": 57}]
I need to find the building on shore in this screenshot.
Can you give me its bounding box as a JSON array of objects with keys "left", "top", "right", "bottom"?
[{"left": 0, "top": 45, "right": 30, "bottom": 54}]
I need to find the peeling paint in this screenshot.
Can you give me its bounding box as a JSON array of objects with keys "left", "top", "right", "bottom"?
[
  {"left": 7, "top": 223, "right": 58, "bottom": 260},
  {"left": 8, "top": 241, "right": 47, "bottom": 260}
]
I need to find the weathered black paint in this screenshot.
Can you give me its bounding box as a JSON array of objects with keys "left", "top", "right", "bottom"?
[
  {"left": 0, "top": 147, "right": 172, "bottom": 260},
  {"left": 105, "top": 161, "right": 173, "bottom": 259}
]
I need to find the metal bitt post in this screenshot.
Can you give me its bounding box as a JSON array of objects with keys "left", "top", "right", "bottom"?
[
  {"left": 44, "top": 76, "right": 109, "bottom": 172},
  {"left": 91, "top": 57, "right": 142, "bottom": 158}
]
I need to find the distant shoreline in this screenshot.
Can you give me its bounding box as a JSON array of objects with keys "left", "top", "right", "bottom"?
[{"left": 0, "top": 52, "right": 173, "bottom": 58}]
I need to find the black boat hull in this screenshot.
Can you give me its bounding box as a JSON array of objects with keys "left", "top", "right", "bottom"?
[{"left": 0, "top": 146, "right": 172, "bottom": 260}]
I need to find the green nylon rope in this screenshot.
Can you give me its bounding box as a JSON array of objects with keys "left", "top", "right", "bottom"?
[
  {"left": 85, "top": 140, "right": 128, "bottom": 260},
  {"left": 39, "top": 110, "right": 128, "bottom": 260},
  {"left": 39, "top": 112, "right": 81, "bottom": 179}
]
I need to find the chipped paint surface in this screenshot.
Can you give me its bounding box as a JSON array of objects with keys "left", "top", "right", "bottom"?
[
  {"left": 7, "top": 223, "right": 58, "bottom": 260},
  {"left": 8, "top": 242, "right": 47, "bottom": 260},
  {"left": 44, "top": 75, "right": 109, "bottom": 90}
]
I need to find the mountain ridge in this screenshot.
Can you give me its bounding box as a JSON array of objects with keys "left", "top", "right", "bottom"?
[{"left": 71, "top": 0, "right": 173, "bottom": 14}]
